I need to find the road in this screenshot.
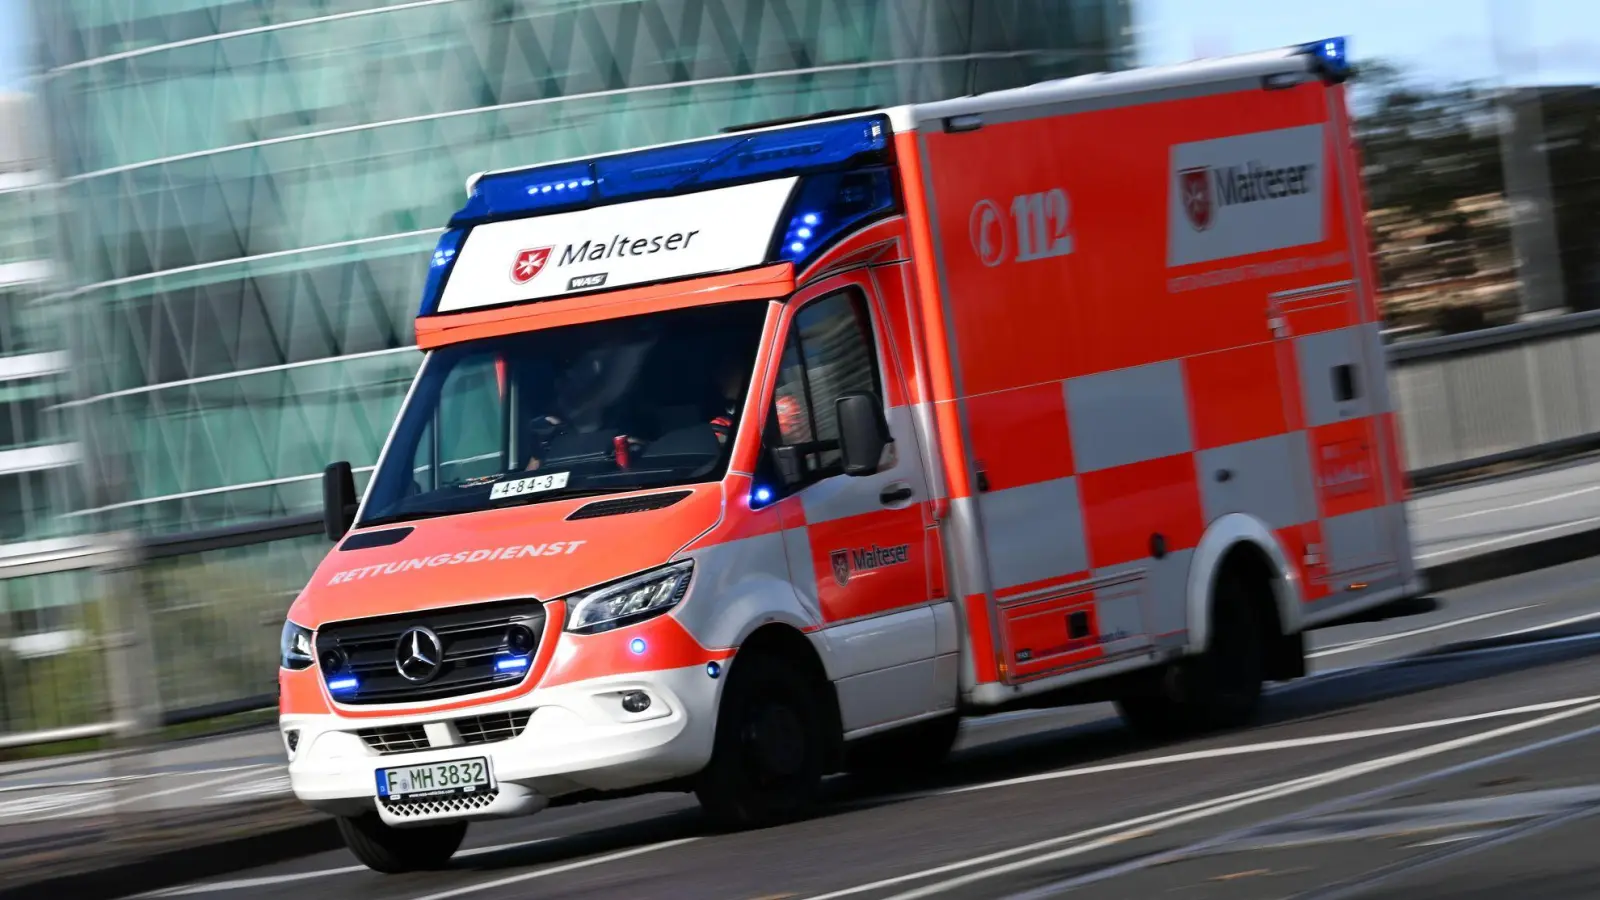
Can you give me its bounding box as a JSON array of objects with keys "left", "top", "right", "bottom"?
[
  {"left": 1410, "top": 455, "right": 1600, "bottom": 566},
  {"left": 120, "top": 552, "right": 1600, "bottom": 900}
]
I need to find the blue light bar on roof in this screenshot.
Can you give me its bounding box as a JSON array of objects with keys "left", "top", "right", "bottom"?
[
  {"left": 418, "top": 227, "right": 467, "bottom": 317},
  {"left": 1299, "top": 36, "right": 1350, "bottom": 78},
  {"left": 450, "top": 115, "right": 891, "bottom": 226}
]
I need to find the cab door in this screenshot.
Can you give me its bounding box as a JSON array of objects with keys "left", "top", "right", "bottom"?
[{"left": 761, "top": 272, "right": 947, "bottom": 734}]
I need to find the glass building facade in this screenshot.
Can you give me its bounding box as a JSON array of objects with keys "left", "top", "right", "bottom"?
[
  {"left": 0, "top": 91, "right": 106, "bottom": 734},
  {"left": 29, "top": 0, "right": 1135, "bottom": 539},
  {"left": 8, "top": 0, "right": 1136, "bottom": 732},
  {"left": 0, "top": 92, "right": 77, "bottom": 550}
]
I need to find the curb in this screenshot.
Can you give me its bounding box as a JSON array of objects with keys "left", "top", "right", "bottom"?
[
  {"left": 0, "top": 816, "right": 342, "bottom": 900},
  {"left": 1419, "top": 526, "right": 1600, "bottom": 594}
]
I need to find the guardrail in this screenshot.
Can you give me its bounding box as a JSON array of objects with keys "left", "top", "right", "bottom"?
[
  {"left": 4, "top": 307, "right": 1600, "bottom": 749},
  {"left": 1388, "top": 308, "right": 1600, "bottom": 483}
]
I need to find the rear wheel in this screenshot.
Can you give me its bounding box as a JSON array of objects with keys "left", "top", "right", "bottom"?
[
  {"left": 335, "top": 814, "right": 467, "bottom": 874},
  {"left": 844, "top": 713, "right": 961, "bottom": 782},
  {"left": 695, "top": 652, "right": 831, "bottom": 829},
  {"left": 1116, "top": 572, "right": 1266, "bottom": 738}
]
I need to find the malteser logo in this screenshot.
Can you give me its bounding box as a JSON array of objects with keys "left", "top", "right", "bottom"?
[
  {"left": 1179, "top": 167, "right": 1215, "bottom": 231},
  {"left": 511, "top": 247, "right": 552, "bottom": 285},
  {"left": 1167, "top": 124, "right": 1327, "bottom": 268},
  {"left": 830, "top": 543, "right": 911, "bottom": 587},
  {"left": 522, "top": 232, "right": 701, "bottom": 291},
  {"left": 1178, "top": 159, "right": 1317, "bottom": 233}
]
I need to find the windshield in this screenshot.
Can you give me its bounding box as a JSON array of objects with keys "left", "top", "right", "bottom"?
[{"left": 359, "top": 300, "right": 771, "bottom": 527}]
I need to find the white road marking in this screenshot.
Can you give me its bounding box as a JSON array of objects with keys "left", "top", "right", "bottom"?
[
  {"left": 46, "top": 768, "right": 268, "bottom": 820},
  {"left": 211, "top": 773, "right": 291, "bottom": 800},
  {"left": 1496, "top": 610, "right": 1600, "bottom": 638},
  {"left": 401, "top": 838, "right": 699, "bottom": 900},
  {"left": 0, "top": 789, "right": 109, "bottom": 818},
  {"left": 839, "top": 697, "right": 1600, "bottom": 900},
  {"left": 1415, "top": 514, "right": 1600, "bottom": 561},
  {"left": 138, "top": 837, "right": 557, "bottom": 897},
  {"left": 930, "top": 694, "right": 1600, "bottom": 797},
  {"left": 1308, "top": 606, "right": 1536, "bottom": 659},
  {"left": 1436, "top": 484, "right": 1600, "bottom": 522},
  {"left": 0, "top": 763, "right": 278, "bottom": 795}
]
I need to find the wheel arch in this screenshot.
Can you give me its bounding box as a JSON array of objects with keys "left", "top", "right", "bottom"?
[{"left": 1185, "top": 513, "right": 1303, "bottom": 656}]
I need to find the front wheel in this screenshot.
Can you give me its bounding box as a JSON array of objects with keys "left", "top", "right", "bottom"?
[
  {"left": 335, "top": 814, "right": 467, "bottom": 874},
  {"left": 695, "top": 653, "right": 831, "bottom": 830}
]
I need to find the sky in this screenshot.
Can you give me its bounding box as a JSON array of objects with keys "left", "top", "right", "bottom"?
[
  {"left": 0, "top": 0, "right": 21, "bottom": 89},
  {"left": 0, "top": 0, "right": 1597, "bottom": 88},
  {"left": 1138, "top": 0, "right": 1600, "bottom": 87}
]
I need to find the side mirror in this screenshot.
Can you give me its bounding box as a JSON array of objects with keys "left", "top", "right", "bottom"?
[
  {"left": 835, "top": 392, "right": 890, "bottom": 477},
  {"left": 322, "top": 461, "right": 358, "bottom": 542}
]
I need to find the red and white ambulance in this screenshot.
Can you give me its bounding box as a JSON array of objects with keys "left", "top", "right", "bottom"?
[{"left": 280, "top": 37, "right": 1423, "bottom": 871}]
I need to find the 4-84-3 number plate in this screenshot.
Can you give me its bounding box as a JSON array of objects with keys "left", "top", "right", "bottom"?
[{"left": 376, "top": 757, "right": 491, "bottom": 802}]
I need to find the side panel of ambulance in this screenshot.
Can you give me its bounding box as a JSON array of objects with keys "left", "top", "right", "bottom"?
[{"left": 899, "top": 42, "right": 1419, "bottom": 728}]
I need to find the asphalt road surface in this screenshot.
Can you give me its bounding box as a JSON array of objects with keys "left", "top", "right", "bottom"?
[
  {"left": 1410, "top": 455, "right": 1600, "bottom": 566},
  {"left": 130, "top": 552, "right": 1600, "bottom": 900}
]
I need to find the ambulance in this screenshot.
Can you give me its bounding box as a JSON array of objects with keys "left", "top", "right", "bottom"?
[{"left": 280, "top": 37, "right": 1424, "bottom": 872}]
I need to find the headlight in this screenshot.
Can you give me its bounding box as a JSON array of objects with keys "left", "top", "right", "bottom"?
[
  {"left": 565, "top": 561, "right": 694, "bottom": 635},
  {"left": 280, "top": 620, "right": 315, "bottom": 670}
]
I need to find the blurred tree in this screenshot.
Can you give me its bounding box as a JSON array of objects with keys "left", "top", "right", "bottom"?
[
  {"left": 1351, "top": 59, "right": 1514, "bottom": 312},
  {"left": 1351, "top": 60, "right": 1505, "bottom": 220}
]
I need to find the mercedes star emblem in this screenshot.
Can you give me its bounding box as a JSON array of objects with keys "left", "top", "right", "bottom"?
[{"left": 395, "top": 626, "right": 443, "bottom": 683}]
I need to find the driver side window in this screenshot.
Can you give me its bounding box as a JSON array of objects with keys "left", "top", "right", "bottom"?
[{"left": 767, "top": 289, "right": 882, "bottom": 487}]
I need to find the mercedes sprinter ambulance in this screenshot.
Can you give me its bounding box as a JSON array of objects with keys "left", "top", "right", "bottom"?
[{"left": 279, "top": 37, "right": 1424, "bottom": 872}]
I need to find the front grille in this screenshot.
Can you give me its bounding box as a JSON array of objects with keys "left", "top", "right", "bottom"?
[
  {"left": 358, "top": 723, "right": 430, "bottom": 754},
  {"left": 457, "top": 710, "right": 533, "bottom": 745},
  {"left": 358, "top": 710, "right": 533, "bottom": 755},
  {"left": 316, "top": 599, "right": 545, "bottom": 705},
  {"left": 381, "top": 789, "right": 499, "bottom": 817}
]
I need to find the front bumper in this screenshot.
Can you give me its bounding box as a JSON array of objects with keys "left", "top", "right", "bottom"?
[{"left": 282, "top": 664, "right": 721, "bottom": 826}]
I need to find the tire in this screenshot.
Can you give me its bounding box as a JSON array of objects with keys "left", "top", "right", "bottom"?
[
  {"left": 844, "top": 713, "right": 961, "bottom": 781},
  {"left": 1191, "top": 572, "right": 1266, "bottom": 728},
  {"left": 336, "top": 814, "right": 468, "bottom": 874},
  {"left": 1115, "top": 574, "right": 1265, "bottom": 738},
  {"left": 695, "top": 651, "right": 831, "bottom": 830}
]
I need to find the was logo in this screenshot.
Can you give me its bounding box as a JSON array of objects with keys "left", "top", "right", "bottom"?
[
  {"left": 510, "top": 247, "right": 553, "bottom": 285},
  {"left": 1178, "top": 166, "right": 1214, "bottom": 232}
]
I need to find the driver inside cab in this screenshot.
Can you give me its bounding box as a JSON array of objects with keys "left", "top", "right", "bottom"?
[{"left": 522, "top": 350, "right": 751, "bottom": 473}]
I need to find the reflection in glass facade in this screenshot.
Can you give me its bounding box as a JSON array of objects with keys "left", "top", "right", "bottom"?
[
  {"left": 0, "top": 92, "right": 100, "bottom": 726},
  {"left": 31, "top": 0, "right": 1135, "bottom": 538}
]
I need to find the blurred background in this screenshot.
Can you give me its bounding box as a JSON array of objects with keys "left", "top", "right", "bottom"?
[{"left": 0, "top": 0, "right": 1595, "bottom": 756}]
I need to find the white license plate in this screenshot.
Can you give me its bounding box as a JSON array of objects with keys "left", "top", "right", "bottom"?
[
  {"left": 376, "top": 757, "right": 492, "bottom": 801},
  {"left": 490, "top": 471, "right": 569, "bottom": 500}
]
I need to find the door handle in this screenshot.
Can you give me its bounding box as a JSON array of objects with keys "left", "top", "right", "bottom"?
[{"left": 879, "top": 483, "right": 914, "bottom": 506}]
